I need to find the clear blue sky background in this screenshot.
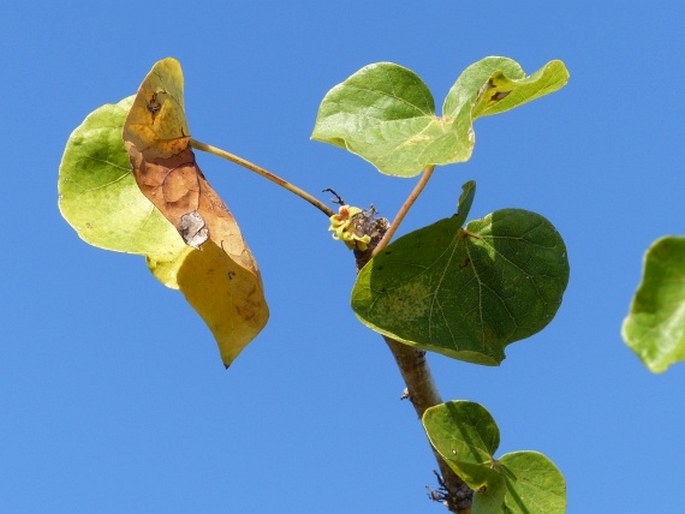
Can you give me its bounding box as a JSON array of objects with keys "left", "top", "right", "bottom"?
[{"left": 2, "top": 1, "right": 683, "bottom": 512}]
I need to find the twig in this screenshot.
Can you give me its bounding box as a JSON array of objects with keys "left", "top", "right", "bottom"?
[
  {"left": 190, "top": 139, "right": 335, "bottom": 217},
  {"left": 383, "top": 337, "right": 473, "bottom": 513},
  {"left": 353, "top": 210, "right": 473, "bottom": 512},
  {"left": 372, "top": 165, "right": 435, "bottom": 257}
]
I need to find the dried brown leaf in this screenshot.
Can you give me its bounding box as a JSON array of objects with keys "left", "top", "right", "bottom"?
[{"left": 122, "top": 57, "right": 268, "bottom": 366}]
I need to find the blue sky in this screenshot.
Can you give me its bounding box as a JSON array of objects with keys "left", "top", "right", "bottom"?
[{"left": 2, "top": 1, "right": 684, "bottom": 512}]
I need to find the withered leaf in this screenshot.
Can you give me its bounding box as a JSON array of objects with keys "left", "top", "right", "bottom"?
[
  {"left": 124, "top": 58, "right": 189, "bottom": 159},
  {"left": 122, "top": 57, "right": 268, "bottom": 367}
]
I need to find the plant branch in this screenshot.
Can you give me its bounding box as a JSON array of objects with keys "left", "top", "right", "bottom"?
[
  {"left": 352, "top": 205, "right": 472, "bottom": 512},
  {"left": 372, "top": 165, "right": 436, "bottom": 257},
  {"left": 190, "top": 139, "right": 335, "bottom": 217},
  {"left": 383, "top": 337, "right": 473, "bottom": 513}
]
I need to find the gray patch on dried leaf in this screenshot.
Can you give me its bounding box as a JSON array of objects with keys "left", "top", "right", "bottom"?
[{"left": 180, "top": 210, "right": 209, "bottom": 249}]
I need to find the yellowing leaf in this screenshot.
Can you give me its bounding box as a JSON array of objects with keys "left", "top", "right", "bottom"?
[
  {"left": 178, "top": 241, "right": 268, "bottom": 365},
  {"left": 124, "top": 57, "right": 190, "bottom": 159},
  {"left": 58, "top": 96, "right": 190, "bottom": 289},
  {"left": 121, "top": 57, "right": 268, "bottom": 367}
]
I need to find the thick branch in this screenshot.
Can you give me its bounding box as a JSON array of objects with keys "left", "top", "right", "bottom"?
[
  {"left": 353, "top": 213, "right": 472, "bottom": 512},
  {"left": 383, "top": 337, "right": 473, "bottom": 513}
]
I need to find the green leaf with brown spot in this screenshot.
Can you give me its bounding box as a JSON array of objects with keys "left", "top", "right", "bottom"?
[{"left": 312, "top": 57, "right": 569, "bottom": 177}]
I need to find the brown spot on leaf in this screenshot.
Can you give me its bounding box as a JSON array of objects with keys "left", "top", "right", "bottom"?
[
  {"left": 147, "top": 92, "right": 162, "bottom": 114},
  {"left": 491, "top": 90, "right": 511, "bottom": 101}
]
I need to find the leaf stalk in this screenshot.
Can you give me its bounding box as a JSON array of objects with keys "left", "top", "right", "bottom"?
[
  {"left": 190, "top": 139, "right": 335, "bottom": 217},
  {"left": 372, "top": 165, "right": 436, "bottom": 256}
]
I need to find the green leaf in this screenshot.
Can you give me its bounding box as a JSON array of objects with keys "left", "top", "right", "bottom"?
[
  {"left": 58, "top": 96, "right": 190, "bottom": 288},
  {"left": 622, "top": 236, "right": 685, "bottom": 373},
  {"left": 351, "top": 184, "right": 569, "bottom": 365},
  {"left": 498, "top": 451, "right": 566, "bottom": 514},
  {"left": 422, "top": 401, "right": 506, "bottom": 514},
  {"left": 423, "top": 401, "right": 566, "bottom": 514},
  {"left": 312, "top": 57, "right": 569, "bottom": 176},
  {"left": 447, "top": 58, "right": 569, "bottom": 120},
  {"left": 452, "top": 179, "right": 476, "bottom": 228},
  {"left": 423, "top": 401, "right": 501, "bottom": 491}
]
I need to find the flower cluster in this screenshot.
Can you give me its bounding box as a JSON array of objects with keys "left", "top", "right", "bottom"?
[{"left": 328, "top": 205, "right": 372, "bottom": 251}]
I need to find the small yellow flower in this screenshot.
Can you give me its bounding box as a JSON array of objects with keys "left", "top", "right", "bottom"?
[{"left": 328, "top": 205, "right": 372, "bottom": 251}]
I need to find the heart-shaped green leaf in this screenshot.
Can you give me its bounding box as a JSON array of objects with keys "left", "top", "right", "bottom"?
[
  {"left": 498, "top": 451, "right": 566, "bottom": 514},
  {"left": 312, "top": 57, "right": 569, "bottom": 176},
  {"left": 423, "top": 401, "right": 501, "bottom": 491},
  {"left": 622, "top": 236, "right": 685, "bottom": 373},
  {"left": 423, "top": 401, "right": 566, "bottom": 514},
  {"left": 351, "top": 183, "right": 569, "bottom": 365},
  {"left": 58, "top": 96, "right": 191, "bottom": 287}
]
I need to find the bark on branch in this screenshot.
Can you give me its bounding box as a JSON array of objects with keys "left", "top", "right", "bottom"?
[
  {"left": 383, "top": 337, "right": 473, "bottom": 513},
  {"left": 353, "top": 215, "right": 473, "bottom": 513}
]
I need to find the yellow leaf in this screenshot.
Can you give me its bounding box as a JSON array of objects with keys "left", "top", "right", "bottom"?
[
  {"left": 124, "top": 57, "right": 190, "bottom": 159},
  {"left": 178, "top": 241, "right": 269, "bottom": 366},
  {"left": 123, "top": 57, "right": 269, "bottom": 366}
]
